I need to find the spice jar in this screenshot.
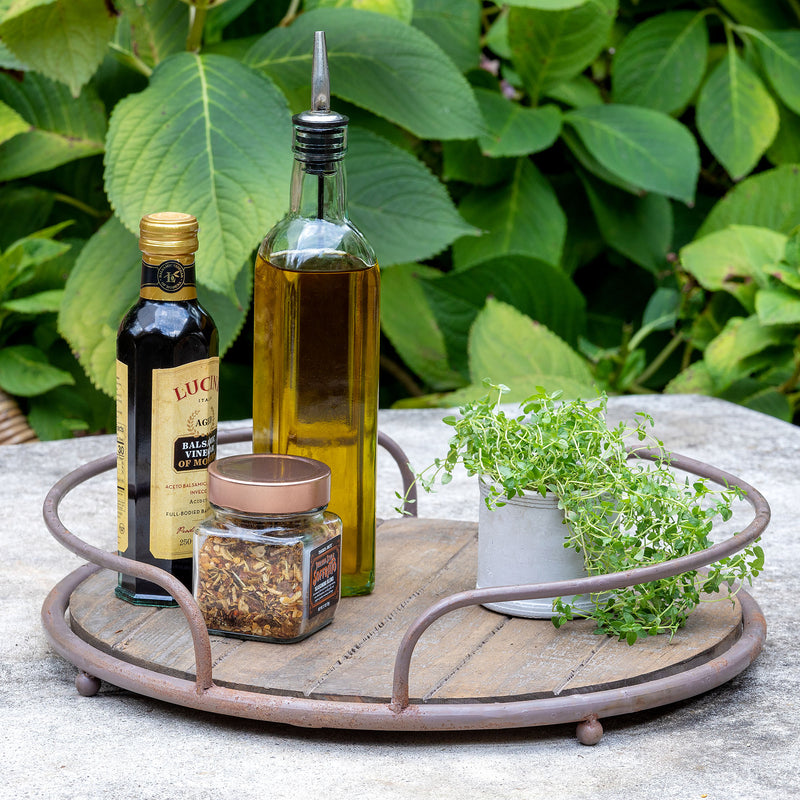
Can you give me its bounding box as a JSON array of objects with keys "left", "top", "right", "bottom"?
[{"left": 193, "top": 454, "right": 341, "bottom": 643}]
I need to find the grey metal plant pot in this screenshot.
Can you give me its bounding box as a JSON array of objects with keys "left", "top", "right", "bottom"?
[{"left": 476, "top": 481, "right": 596, "bottom": 618}]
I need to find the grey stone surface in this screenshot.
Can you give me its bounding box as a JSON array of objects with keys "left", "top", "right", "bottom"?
[{"left": 1, "top": 395, "right": 797, "bottom": 799}]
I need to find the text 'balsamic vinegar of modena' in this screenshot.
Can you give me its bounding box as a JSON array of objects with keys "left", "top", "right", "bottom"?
[
  {"left": 116, "top": 212, "right": 219, "bottom": 606},
  {"left": 252, "top": 32, "right": 380, "bottom": 596}
]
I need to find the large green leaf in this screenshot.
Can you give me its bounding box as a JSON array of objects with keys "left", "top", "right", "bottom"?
[
  {"left": 411, "top": 0, "right": 481, "bottom": 73},
  {"left": 0, "top": 0, "right": 117, "bottom": 96},
  {"left": 112, "top": 0, "right": 189, "bottom": 70},
  {"left": 59, "top": 216, "right": 251, "bottom": 397},
  {"left": 452, "top": 159, "right": 566, "bottom": 270},
  {"left": 755, "top": 287, "right": 800, "bottom": 326},
  {"left": 704, "top": 314, "right": 790, "bottom": 388},
  {"left": 0, "top": 72, "right": 105, "bottom": 181},
  {"left": 508, "top": 0, "right": 617, "bottom": 103},
  {"left": 0, "top": 187, "right": 54, "bottom": 249},
  {"left": 581, "top": 172, "right": 673, "bottom": 272},
  {"left": 422, "top": 254, "right": 586, "bottom": 376},
  {"left": 347, "top": 127, "right": 477, "bottom": 266},
  {"left": 104, "top": 52, "right": 292, "bottom": 300},
  {"left": 0, "top": 344, "right": 74, "bottom": 396},
  {"left": 245, "top": 8, "right": 483, "bottom": 140},
  {"left": 696, "top": 50, "right": 779, "bottom": 180},
  {"left": 306, "top": 0, "right": 413, "bottom": 22},
  {"left": 508, "top": 1, "right": 590, "bottom": 7},
  {"left": 767, "top": 100, "right": 800, "bottom": 165},
  {"left": 612, "top": 11, "right": 708, "bottom": 114},
  {"left": 380, "top": 263, "right": 464, "bottom": 390},
  {"left": 441, "top": 139, "right": 515, "bottom": 186},
  {"left": 564, "top": 104, "right": 699, "bottom": 203},
  {"left": 468, "top": 298, "right": 595, "bottom": 396},
  {"left": 0, "top": 99, "right": 29, "bottom": 144},
  {"left": 475, "top": 89, "right": 562, "bottom": 157},
  {"left": 680, "top": 225, "right": 786, "bottom": 310},
  {"left": 717, "top": 0, "right": 795, "bottom": 29},
  {"left": 698, "top": 164, "right": 800, "bottom": 237},
  {"left": 749, "top": 30, "right": 800, "bottom": 116}
]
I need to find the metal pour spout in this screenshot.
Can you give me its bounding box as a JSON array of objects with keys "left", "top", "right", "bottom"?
[{"left": 311, "top": 31, "right": 330, "bottom": 114}]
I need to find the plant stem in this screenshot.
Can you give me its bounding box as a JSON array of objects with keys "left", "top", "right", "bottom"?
[
  {"left": 186, "top": 1, "right": 209, "bottom": 53},
  {"left": 107, "top": 43, "right": 152, "bottom": 78},
  {"left": 52, "top": 193, "right": 109, "bottom": 220},
  {"left": 279, "top": 0, "right": 302, "bottom": 27},
  {"left": 380, "top": 355, "right": 424, "bottom": 397},
  {"left": 636, "top": 332, "right": 685, "bottom": 387}
]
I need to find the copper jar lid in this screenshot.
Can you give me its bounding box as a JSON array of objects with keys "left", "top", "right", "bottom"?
[{"left": 208, "top": 454, "right": 331, "bottom": 514}]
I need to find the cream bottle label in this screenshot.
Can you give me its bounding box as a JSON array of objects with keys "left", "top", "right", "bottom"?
[
  {"left": 116, "top": 360, "right": 129, "bottom": 553},
  {"left": 149, "top": 357, "right": 219, "bottom": 560}
]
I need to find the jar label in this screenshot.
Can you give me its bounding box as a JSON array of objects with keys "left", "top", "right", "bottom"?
[
  {"left": 116, "top": 360, "right": 129, "bottom": 553},
  {"left": 149, "top": 357, "right": 219, "bottom": 560},
  {"left": 309, "top": 534, "right": 341, "bottom": 618}
]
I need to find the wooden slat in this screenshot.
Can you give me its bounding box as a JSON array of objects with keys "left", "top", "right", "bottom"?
[{"left": 68, "top": 517, "right": 743, "bottom": 704}]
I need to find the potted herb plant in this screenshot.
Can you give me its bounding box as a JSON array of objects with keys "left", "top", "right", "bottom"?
[{"left": 412, "top": 382, "right": 764, "bottom": 644}]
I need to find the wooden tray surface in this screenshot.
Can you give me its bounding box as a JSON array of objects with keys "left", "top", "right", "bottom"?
[{"left": 68, "top": 517, "right": 742, "bottom": 704}]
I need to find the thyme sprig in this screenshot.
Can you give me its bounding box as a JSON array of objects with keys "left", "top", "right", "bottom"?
[{"left": 411, "top": 382, "right": 764, "bottom": 644}]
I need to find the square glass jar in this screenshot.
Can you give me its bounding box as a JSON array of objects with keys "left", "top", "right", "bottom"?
[{"left": 193, "top": 454, "right": 341, "bottom": 643}]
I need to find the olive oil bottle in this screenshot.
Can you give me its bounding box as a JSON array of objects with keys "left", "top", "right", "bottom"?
[
  {"left": 253, "top": 32, "right": 380, "bottom": 596},
  {"left": 116, "top": 212, "right": 219, "bottom": 606}
]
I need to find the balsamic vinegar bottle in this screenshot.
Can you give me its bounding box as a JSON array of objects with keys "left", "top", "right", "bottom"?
[
  {"left": 252, "top": 32, "right": 380, "bottom": 596},
  {"left": 116, "top": 212, "right": 219, "bottom": 606}
]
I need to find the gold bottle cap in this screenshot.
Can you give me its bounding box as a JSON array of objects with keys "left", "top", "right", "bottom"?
[{"left": 139, "top": 212, "right": 198, "bottom": 257}]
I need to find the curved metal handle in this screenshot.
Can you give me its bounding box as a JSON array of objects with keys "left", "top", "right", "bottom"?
[{"left": 389, "top": 448, "right": 770, "bottom": 711}]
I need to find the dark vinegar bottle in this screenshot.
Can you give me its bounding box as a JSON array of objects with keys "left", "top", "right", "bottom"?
[{"left": 116, "top": 212, "right": 219, "bottom": 606}]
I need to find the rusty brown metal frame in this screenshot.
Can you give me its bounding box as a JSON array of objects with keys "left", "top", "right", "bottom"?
[{"left": 41, "top": 430, "right": 768, "bottom": 743}]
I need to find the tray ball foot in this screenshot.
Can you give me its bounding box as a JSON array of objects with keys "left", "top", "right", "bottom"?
[
  {"left": 576, "top": 715, "right": 603, "bottom": 746},
  {"left": 75, "top": 671, "right": 101, "bottom": 697}
]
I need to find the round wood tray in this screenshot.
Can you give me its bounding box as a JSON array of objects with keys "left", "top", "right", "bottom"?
[{"left": 41, "top": 430, "right": 769, "bottom": 744}]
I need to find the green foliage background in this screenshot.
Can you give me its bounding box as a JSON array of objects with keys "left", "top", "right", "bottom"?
[{"left": 2, "top": 0, "right": 800, "bottom": 438}]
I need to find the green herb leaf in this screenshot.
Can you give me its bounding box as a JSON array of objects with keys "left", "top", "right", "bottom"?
[
  {"left": 0, "top": 344, "right": 75, "bottom": 396},
  {"left": 245, "top": 7, "right": 483, "bottom": 140},
  {"left": 696, "top": 50, "right": 779, "bottom": 180},
  {"left": 104, "top": 52, "right": 293, "bottom": 301},
  {"left": 0, "top": 0, "right": 117, "bottom": 96},
  {"left": 347, "top": 127, "right": 477, "bottom": 266},
  {"left": 565, "top": 104, "right": 699, "bottom": 203},
  {"left": 612, "top": 11, "right": 708, "bottom": 114},
  {"left": 0, "top": 72, "right": 105, "bottom": 181}
]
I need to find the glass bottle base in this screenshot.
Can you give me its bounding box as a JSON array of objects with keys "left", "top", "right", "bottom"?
[
  {"left": 114, "top": 584, "right": 178, "bottom": 608},
  {"left": 341, "top": 571, "right": 375, "bottom": 597}
]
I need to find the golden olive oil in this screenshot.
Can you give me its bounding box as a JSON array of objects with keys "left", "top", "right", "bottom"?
[{"left": 253, "top": 251, "right": 379, "bottom": 595}]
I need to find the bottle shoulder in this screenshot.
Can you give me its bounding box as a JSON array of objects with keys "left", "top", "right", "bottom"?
[
  {"left": 261, "top": 215, "right": 376, "bottom": 268},
  {"left": 118, "top": 299, "right": 218, "bottom": 353}
]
